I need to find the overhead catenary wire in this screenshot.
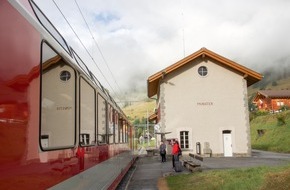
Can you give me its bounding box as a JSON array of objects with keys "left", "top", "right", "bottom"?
[
  {"left": 52, "top": 0, "right": 122, "bottom": 101},
  {"left": 74, "top": 0, "right": 125, "bottom": 98},
  {"left": 181, "top": 0, "right": 185, "bottom": 58}
]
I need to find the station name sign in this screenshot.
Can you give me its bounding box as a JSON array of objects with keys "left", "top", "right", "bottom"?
[{"left": 197, "top": 102, "right": 213, "bottom": 106}]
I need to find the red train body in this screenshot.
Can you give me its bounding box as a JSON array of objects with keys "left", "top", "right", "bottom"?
[{"left": 0, "top": 1, "right": 135, "bottom": 189}]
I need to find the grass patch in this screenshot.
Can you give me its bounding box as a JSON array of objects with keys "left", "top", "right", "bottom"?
[
  {"left": 167, "top": 165, "right": 290, "bottom": 190},
  {"left": 251, "top": 110, "right": 290, "bottom": 153},
  {"left": 260, "top": 167, "right": 290, "bottom": 190}
]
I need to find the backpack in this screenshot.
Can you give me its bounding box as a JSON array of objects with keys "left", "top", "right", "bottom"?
[{"left": 178, "top": 147, "right": 182, "bottom": 156}]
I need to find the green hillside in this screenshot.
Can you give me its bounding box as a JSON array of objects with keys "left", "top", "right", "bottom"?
[
  {"left": 251, "top": 110, "right": 290, "bottom": 153},
  {"left": 248, "top": 75, "right": 290, "bottom": 97},
  {"left": 123, "top": 99, "right": 156, "bottom": 123}
]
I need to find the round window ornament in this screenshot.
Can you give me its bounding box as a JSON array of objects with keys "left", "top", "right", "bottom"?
[
  {"left": 198, "top": 66, "right": 208, "bottom": 76},
  {"left": 60, "top": 70, "right": 71, "bottom": 81}
]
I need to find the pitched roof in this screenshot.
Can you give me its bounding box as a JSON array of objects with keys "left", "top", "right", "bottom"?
[
  {"left": 255, "top": 90, "right": 290, "bottom": 99},
  {"left": 147, "top": 47, "right": 263, "bottom": 97},
  {"left": 148, "top": 112, "right": 157, "bottom": 122}
]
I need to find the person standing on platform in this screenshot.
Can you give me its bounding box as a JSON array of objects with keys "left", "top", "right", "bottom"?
[
  {"left": 159, "top": 141, "right": 166, "bottom": 162},
  {"left": 171, "top": 139, "right": 179, "bottom": 168}
]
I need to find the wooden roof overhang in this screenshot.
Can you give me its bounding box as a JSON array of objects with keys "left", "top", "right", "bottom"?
[
  {"left": 148, "top": 112, "right": 157, "bottom": 122},
  {"left": 147, "top": 47, "right": 263, "bottom": 97},
  {"left": 253, "top": 90, "right": 290, "bottom": 102},
  {"left": 253, "top": 93, "right": 264, "bottom": 103}
]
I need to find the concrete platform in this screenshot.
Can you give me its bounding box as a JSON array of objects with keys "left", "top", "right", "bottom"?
[{"left": 117, "top": 155, "right": 190, "bottom": 190}]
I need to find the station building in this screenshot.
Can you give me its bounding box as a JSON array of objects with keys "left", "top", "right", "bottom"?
[{"left": 147, "top": 48, "right": 262, "bottom": 157}]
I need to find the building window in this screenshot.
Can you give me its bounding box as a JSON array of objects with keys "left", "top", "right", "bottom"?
[
  {"left": 180, "top": 131, "right": 189, "bottom": 149},
  {"left": 277, "top": 101, "right": 284, "bottom": 106},
  {"left": 198, "top": 66, "right": 208, "bottom": 76}
]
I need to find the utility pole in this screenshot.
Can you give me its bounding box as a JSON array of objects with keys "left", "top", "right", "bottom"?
[{"left": 147, "top": 109, "right": 149, "bottom": 147}]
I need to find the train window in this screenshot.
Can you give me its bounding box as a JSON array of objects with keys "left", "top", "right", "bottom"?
[
  {"left": 125, "top": 122, "right": 128, "bottom": 143},
  {"left": 97, "top": 94, "right": 107, "bottom": 144},
  {"left": 80, "top": 77, "right": 96, "bottom": 146},
  {"left": 30, "top": 0, "right": 70, "bottom": 55},
  {"left": 122, "top": 122, "right": 125, "bottom": 143},
  {"left": 119, "top": 120, "right": 123, "bottom": 143},
  {"left": 107, "top": 104, "right": 114, "bottom": 144},
  {"left": 124, "top": 122, "right": 128, "bottom": 143},
  {"left": 40, "top": 42, "right": 76, "bottom": 150},
  {"left": 114, "top": 111, "right": 119, "bottom": 143}
]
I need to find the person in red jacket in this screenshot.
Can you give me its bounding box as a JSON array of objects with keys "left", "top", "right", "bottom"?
[{"left": 171, "top": 139, "right": 180, "bottom": 168}]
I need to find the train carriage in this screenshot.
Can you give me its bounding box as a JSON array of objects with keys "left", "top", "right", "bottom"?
[{"left": 0, "top": 0, "right": 135, "bottom": 189}]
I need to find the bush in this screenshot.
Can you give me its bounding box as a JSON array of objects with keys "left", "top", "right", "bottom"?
[
  {"left": 249, "top": 112, "right": 256, "bottom": 121},
  {"left": 252, "top": 144, "right": 270, "bottom": 151},
  {"left": 256, "top": 110, "right": 269, "bottom": 116},
  {"left": 250, "top": 111, "right": 269, "bottom": 121},
  {"left": 272, "top": 81, "right": 278, "bottom": 86},
  {"left": 279, "top": 105, "right": 289, "bottom": 111},
  {"left": 276, "top": 114, "right": 286, "bottom": 126}
]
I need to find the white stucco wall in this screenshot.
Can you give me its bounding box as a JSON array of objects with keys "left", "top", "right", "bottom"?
[{"left": 159, "top": 57, "right": 251, "bottom": 157}]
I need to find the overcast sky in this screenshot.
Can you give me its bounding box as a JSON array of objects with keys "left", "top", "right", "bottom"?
[{"left": 34, "top": 0, "right": 290, "bottom": 100}]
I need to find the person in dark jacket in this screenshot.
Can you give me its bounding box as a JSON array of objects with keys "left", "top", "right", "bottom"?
[{"left": 159, "top": 141, "right": 166, "bottom": 162}]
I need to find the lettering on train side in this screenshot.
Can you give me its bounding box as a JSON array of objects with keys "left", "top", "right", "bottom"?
[{"left": 56, "top": 106, "right": 72, "bottom": 111}]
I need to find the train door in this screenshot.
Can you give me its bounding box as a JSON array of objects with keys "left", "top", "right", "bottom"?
[{"left": 79, "top": 77, "right": 96, "bottom": 146}]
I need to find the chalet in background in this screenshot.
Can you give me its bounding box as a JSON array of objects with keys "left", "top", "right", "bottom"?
[{"left": 253, "top": 90, "right": 290, "bottom": 112}]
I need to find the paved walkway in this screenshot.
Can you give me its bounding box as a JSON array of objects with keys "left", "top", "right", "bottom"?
[
  {"left": 117, "top": 150, "right": 290, "bottom": 190},
  {"left": 202, "top": 149, "right": 290, "bottom": 170},
  {"left": 117, "top": 154, "right": 190, "bottom": 190}
]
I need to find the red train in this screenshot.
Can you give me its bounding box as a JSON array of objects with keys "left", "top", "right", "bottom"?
[{"left": 0, "top": 0, "right": 135, "bottom": 189}]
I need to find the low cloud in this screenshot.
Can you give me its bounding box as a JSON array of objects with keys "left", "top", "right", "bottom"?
[{"left": 35, "top": 0, "right": 290, "bottom": 100}]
